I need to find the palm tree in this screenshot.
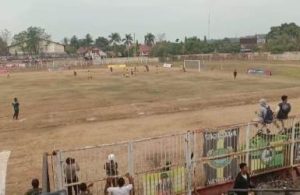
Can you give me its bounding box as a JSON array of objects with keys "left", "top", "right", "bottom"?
[
  {"left": 109, "top": 33, "right": 121, "bottom": 57},
  {"left": 123, "top": 34, "right": 133, "bottom": 57},
  {"left": 109, "top": 33, "right": 121, "bottom": 46},
  {"left": 144, "top": 33, "right": 155, "bottom": 46},
  {"left": 123, "top": 34, "right": 133, "bottom": 47}
]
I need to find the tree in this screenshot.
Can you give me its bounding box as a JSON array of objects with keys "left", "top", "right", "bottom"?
[
  {"left": 267, "top": 23, "right": 300, "bottom": 53},
  {"left": 109, "top": 33, "right": 121, "bottom": 45},
  {"left": 26, "top": 27, "right": 50, "bottom": 54},
  {"left": 212, "top": 38, "right": 240, "bottom": 53},
  {"left": 144, "top": 33, "right": 155, "bottom": 46},
  {"left": 84, "top": 33, "right": 93, "bottom": 47},
  {"left": 95, "top": 36, "right": 109, "bottom": 51},
  {"left": 184, "top": 36, "right": 203, "bottom": 54},
  {"left": 0, "top": 37, "right": 8, "bottom": 56},
  {"left": 63, "top": 37, "right": 69, "bottom": 45},
  {"left": 1, "top": 29, "right": 11, "bottom": 45},
  {"left": 13, "top": 26, "right": 50, "bottom": 55},
  {"left": 70, "top": 35, "right": 79, "bottom": 49},
  {"left": 123, "top": 34, "right": 133, "bottom": 47},
  {"left": 123, "top": 34, "right": 133, "bottom": 57},
  {"left": 0, "top": 29, "right": 11, "bottom": 55},
  {"left": 109, "top": 33, "right": 121, "bottom": 56}
]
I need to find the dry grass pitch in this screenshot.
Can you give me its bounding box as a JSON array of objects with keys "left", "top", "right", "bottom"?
[{"left": 2, "top": 60, "right": 300, "bottom": 194}]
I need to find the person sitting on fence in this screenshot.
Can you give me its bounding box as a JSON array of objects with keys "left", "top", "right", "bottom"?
[
  {"left": 104, "top": 154, "right": 119, "bottom": 194},
  {"left": 233, "top": 163, "right": 254, "bottom": 195},
  {"left": 254, "top": 99, "right": 273, "bottom": 134},
  {"left": 78, "top": 183, "right": 93, "bottom": 195},
  {"left": 24, "top": 178, "right": 42, "bottom": 195},
  {"left": 65, "top": 157, "right": 80, "bottom": 195},
  {"left": 275, "top": 95, "right": 291, "bottom": 132},
  {"left": 107, "top": 173, "right": 134, "bottom": 195}
]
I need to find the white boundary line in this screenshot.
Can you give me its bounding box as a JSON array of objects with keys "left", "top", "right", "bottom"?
[{"left": 0, "top": 151, "right": 11, "bottom": 195}]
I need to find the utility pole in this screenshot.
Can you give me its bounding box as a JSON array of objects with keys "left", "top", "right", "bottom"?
[
  {"left": 133, "top": 33, "right": 136, "bottom": 57},
  {"left": 208, "top": 9, "right": 211, "bottom": 40}
]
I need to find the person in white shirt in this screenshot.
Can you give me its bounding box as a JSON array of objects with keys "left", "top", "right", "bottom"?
[{"left": 107, "top": 173, "right": 134, "bottom": 195}]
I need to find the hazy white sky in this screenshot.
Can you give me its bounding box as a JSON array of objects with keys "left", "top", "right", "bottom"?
[{"left": 0, "top": 0, "right": 299, "bottom": 42}]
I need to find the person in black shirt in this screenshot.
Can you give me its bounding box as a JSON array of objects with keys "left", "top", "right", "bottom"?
[
  {"left": 12, "top": 97, "right": 19, "bottom": 120},
  {"left": 275, "top": 95, "right": 291, "bottom": 132},
  {"left": 233, "top": 163, "right": 254, "bottom": 195}
]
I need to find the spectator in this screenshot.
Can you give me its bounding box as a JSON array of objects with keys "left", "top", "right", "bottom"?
[
  {"left": 233, "top": 163, "right": 254, "bottom": 195},
  {"left": 254, "top": 99, "right": 273, "bottom": 134},
  {"left": 65, "top": 157, "right": 80, "bottom": 195},
  {"left": 104, "top": 154, "right": 119, "bottom": 194},
  {"left": 275, "top": 95, "right": 291, "bottom": 131},
  {"left": 24, "top": 178, "right": 42, "bottom": 195},
  {"left": 78, "top": 183, "right": 93, "bottom": 195},
  {"left": 12, "top": 97, "right": 20, "bottom": 120},
  {"left": 107, "top": 173, "right": 134, "bottom": 195},
  {"left": 156, "top": 173, "right": 172, "bottom": 195}
]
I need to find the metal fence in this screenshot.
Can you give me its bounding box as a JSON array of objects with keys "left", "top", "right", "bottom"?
[{"left": 46, "top": 116, "right": 300, "bottom": 195}]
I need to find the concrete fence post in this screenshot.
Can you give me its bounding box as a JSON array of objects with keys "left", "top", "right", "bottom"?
[
  {"left": 185, "top": 131, "right": 193, "bottom": 195},
  {"left": 246, "top": 123, "right": 251, "bottom": 165},
  {"left": 128, "top": 142, "right": 134, "bottom": 175},
  {"left": 56, "top": 151, "right": 64, "bottom": 191},
  {"left": 290, "top": 118, "right": 296, "bottom": 167}
]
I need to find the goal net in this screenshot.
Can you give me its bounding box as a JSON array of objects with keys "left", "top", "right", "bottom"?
[{"left": 183, "top": 60, "right": 201, "bottom": 72}]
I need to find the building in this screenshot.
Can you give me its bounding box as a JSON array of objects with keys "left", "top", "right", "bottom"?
[
  {"left": 139, "top": 44, "right": 152, "bottom": 56},
  {"left": 77, "top": 47, "right": 107, "bottom": 59},
  {"left": 8, "top": 39, "right": 65, "bottom": 55},
  {"left": 240, "top": 34, "right": 266, "bottom": 52}
]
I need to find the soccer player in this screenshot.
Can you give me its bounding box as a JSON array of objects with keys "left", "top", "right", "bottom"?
[
  {"left": 12, "top": 97, "right": 19, "bottom": 120},
  {"left": 233, "top": 69, "right": 237, "bottom": 80}
]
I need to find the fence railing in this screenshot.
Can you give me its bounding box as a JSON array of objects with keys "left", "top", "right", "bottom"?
[
  {"left": 228, "top": 189, "right": 300, "bottom": 195},
  {"left": 46, "top": 116, "right": 300, "bottom": 195}
]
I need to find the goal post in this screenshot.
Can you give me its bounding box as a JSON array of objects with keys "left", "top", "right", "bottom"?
[{"left": 183, "top": 60, "right": 201, "bottom": 72}]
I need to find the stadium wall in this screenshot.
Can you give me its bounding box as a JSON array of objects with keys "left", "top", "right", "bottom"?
[{"left": 179, "top": 52, "right": 300, "bottom": 61}]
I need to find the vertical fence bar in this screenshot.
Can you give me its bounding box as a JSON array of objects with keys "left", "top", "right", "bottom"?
[
  {"left": 128, "top": 142, "right": 134, "bottom": 175},
  {"left": 290, "top": 118, "right": 296, "bottom": 167},
  {"left": 245, "top": 123, "right": 251, "bottom": 165},
  {"left": 185, "top": 132, "right": 193, "bottom": 195},
  {"left": 42, "top": 152, "right": 50, "bottom": 193},
  {"left": 55, "top": 151, "right": 64, "bottom": 191}
]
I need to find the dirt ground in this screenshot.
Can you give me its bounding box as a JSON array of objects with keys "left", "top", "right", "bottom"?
[{"left": 2, "top": 61, "right": 300, "bottom": 194}]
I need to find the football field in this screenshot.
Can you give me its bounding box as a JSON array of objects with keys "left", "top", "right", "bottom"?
[{"left": 2, "top": 60, "right": 300, "bottom": 194}]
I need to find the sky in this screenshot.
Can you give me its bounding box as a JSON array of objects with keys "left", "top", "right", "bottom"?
[{"left": 0, "top": 0, "right": 300, "bottom": 43}]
